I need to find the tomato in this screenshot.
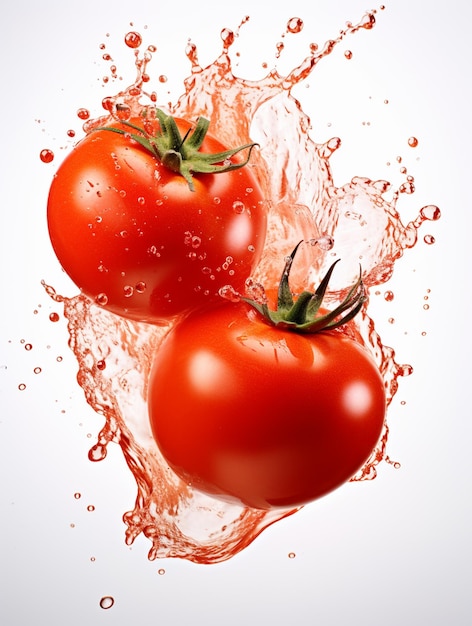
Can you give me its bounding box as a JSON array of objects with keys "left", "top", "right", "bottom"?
[
  {"left": 47, "top": 109, "right": 267, "bottom": 323},
  {"left": 148, "top": 301, "right": 386, "bottom": 510}
]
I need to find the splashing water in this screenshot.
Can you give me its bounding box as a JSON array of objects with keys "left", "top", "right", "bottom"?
[{"left": 43, "top": 10, "right": 440, "bottom": 564}]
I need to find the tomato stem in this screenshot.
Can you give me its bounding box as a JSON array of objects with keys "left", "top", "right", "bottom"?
[
  {"left": 242, "top": 241, "right": 366, "bottom": 333},
  {"left": 94, "top": 108, "right": 258, "bottom": 192}
]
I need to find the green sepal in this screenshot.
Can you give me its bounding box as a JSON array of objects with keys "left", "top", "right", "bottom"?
[
  {"left": 94, "top": 108, "right": 258, "bottom": 191},
  {"left": 242, "top": 241, "right": 366, "bottom": 334}
]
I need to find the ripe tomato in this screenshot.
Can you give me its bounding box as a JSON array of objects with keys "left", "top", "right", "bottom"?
[
  {"left": 148, "top": 302, "right": 386, "bottom": 510},
  {"left": 47, "top": 110, "right": 267, "bottom": 323}
]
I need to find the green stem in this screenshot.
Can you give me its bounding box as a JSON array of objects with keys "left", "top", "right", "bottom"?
[{"left": 94, "top": 108, "right": 258, "bottom": 192}]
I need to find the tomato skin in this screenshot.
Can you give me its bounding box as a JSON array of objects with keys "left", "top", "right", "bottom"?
[
  {"left": 47, "top": 118, "right": 267, "bottom": 323},
  {"left": 148, "top": 303, "right": 386, "bottom": 510}
]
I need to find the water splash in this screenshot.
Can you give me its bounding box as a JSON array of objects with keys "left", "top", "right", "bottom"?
[{"left": 44, "top": 9, "right": 439, "bottom": 563}]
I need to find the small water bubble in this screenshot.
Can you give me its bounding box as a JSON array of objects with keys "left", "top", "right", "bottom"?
[
  {"left": 344, "top": 50, "right": 353, "bottom": 60},
  {"left": 96, "top": 360, "right": 106, "bottom": 371},
  {"left": 286, "top": 17, "right": 304, "bottom": 34},
  {"left": 56, "top": 356, "right": 63, "bottom": 363},
  {"left": 115, "top": 103, "right": 131, "bottom": 121},
  {"left": 384, "top": 291, "right": 394, "bottom": 302},
  {"left": 420, "top": 205, "right": 441, "bottom": 221},
  {"left": 247, "top": 245, "right": 255, "bottom": 253},
  {"left": 408, "top": 136, "right": 419, "bottom": 148},
  {"left": 33, "top": 367, "right": 42, "bottom": 375},
  {"left": 310, "top": 234, "right": 334, "bottom": 251},
  {"left": 400, "top": 364, "right": 413, "bottom": 376},
  {"left": 245, "top": 278, "right": 268, "bottom": 304},
  {"left": 135, "top": 281, "right": 146, "bottom": 293},
  {"left": 74, "top": 493, "right": 81, "bottom": 499},
  {"left": 123, "top": 285, "right": 134, "bottom": 298},
  {"left": 424, "top": 234, "right": 435, "bottom": 245},
  {"left": 77, "top": 108, "right": 90, "bottom": 120},
  {"left": 96, "top": 293, "right": 108, "bottom": 306},
  {"left": 49, "top": 312, "right": 60, "bottom": 322},
  {"left": 88, "top": 443, "right": 107, "bottom": 462},
  {"left": 232, "top": 200, "right": 245, "bottom": 214},
  {"left": 24, "top": 343, "right": 33, "bottom": 351},
  {"left": 125, "top": 31, "right": 142, "bottom": 48},
  {"left": 220, "top": 28, "right": 234, "bottom": 49},
  {"left": 157, "top": 568, "right": 166, "bottom": 575},
  {"left": 87, "top": 505, "right": 95, "bottom": 512},
  {"left": 137, "top": 196, "right": 146, "bottom": 205},
  {"left": 18, "top": 383, "right": 26, "bottom": 391},
  {"left": 39, "top": 149, "right": 54, "bottom": 164},
  {"left": 288, "top": 552, "right": 296, "bottom": 559},
  {"left": 219, "top": 285, "right": 241, "bottom": 303},
  {"left": 99, "top": 596, "right": 115, "bottom": 610}
]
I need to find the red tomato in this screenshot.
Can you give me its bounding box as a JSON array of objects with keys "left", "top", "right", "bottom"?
[
  {"left": 47, "top": 112, "right": 267, "bottom": 323},
  {"left": 148, "top": 302, "right": 386, "bottom": 510}
]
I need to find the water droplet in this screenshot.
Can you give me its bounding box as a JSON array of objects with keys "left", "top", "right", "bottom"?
[
  {"left": 99, "top": 596, "right": 115, "bottom": 610},
  {"left": 24, "top": 343, "right": 33, "bottom": 351},
  {"left": 158, "top": 568, "right": 166, "bottom": 575},
  {"left": 18, "top": 383, "right": 26, "bottom": 391},
  {"left": 344, "top": 50, "right": 353, "bottom": 60},
  {"left": 88, "top": 443, "right": 107, "bottom": 462},
  {"left": 424, "top": 234, "right": 435, "bottom": 245},
  {"left": 408, "top": 136, "right": 418, "bottom": 148},
  {"left": 309, "top": 234, "right": 334, "bottom": 251},
  {"left": 33, "top": 367, "right": 42, "bottom": 375},
  {"left": 125, "top": 31, "right": 142, "bottom": 48},
  {"left": 74, "top": 493, "right": 81, "bottom": 499},
  {"left": 87, "top": 505, "right": 95, "bottom": 512},
  {"left": 384, "top": 290, "right": 394, "bottom": 302},
  {"left": 49, "top": 312, "right": 60, "bottom": 322},
  {"left": 39, "top": 149, "right": 54, "bottom": 163},
  {"left": 245, "top": 278, "right": 267, "bottom": 304},
  {"left": 288, "top": 552, "right": 296, "bottom": 559},
  {"left": 96, "top": 293, "right": 108, "bottom": 306},
  {"left": 286, "top": 17, "right": 304, "bottom": 34},
  {"left": 123, "top": 285, "right": 134, "bottom": 298},
  {"left": 135, "top": 281, "right": 146, "bottom": 293},
  {"left": 420, "top": 205, "right": 441, "bottom": 221},
  {"left": 96, "top": 360, "right": 106, "bottom": 371},
  {"left": 77, "top": 108, "right": 90, "bottom": 120},
  {"left": 220, "top": 28, "right": 234, "bottom": 49},
  {"left": 232, "top": 200, "right": 245, "bottom": 214},
  {"left": 219, "top": 285, "right": 241, "bottom": 302},
  {"left": 400, "top": 364, "right": 413, "bottom": 376}
]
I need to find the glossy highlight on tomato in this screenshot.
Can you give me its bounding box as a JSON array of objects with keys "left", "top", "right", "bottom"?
[
  {"left": 47, "top": 112, "right": 267, "bottom": 323},
  {"left": 148, "top": 302, "right": 386, "bottom": 510}
]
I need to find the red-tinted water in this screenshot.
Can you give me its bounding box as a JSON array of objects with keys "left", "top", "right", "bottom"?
[{"left": 42, "top": 10, "right": 440, "bottom": 564}]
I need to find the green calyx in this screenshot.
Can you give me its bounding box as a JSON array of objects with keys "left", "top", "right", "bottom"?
[
  {"left": 96, "top": 108, "right": 258, "bottom": 192},
  {"left": 243, "top": 241, "right": 366, "bottom": 333}
]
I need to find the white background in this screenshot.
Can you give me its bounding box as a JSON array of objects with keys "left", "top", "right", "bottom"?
[{"left": 1, "top": 0, "right": 471, "bottom": 624}]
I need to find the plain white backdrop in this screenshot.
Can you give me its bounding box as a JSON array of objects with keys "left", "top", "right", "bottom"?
[{"left": 1, "top": 0, "right": 471, "bottom": 624}]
